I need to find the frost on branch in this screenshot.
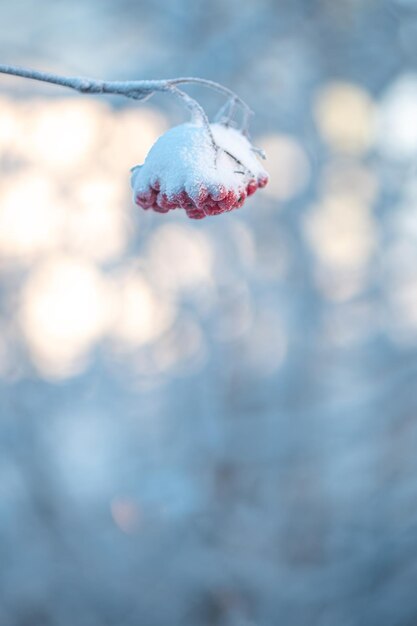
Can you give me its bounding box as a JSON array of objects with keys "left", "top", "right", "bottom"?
[{"left": 131, "top": 122, "right": 269, "bottom": 219}]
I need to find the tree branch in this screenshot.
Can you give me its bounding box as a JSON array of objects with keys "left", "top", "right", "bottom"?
[{"left": 0, "top": 64, "right": 251, "bottom": 131}]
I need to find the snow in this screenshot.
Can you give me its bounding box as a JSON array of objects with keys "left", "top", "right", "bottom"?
[{"left": 130, "top": 121, "right": 269, "bottom": 204}]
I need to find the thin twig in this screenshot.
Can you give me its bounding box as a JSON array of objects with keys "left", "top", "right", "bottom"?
[
  {"left": 167, "top": 85, "right": 217, "bottom": 148},
  {"left": 0, "top": 65, "right": 251, "bottom": 129},
  {"left": 168, "top": 77, "right": 252, "bottom": 116}
]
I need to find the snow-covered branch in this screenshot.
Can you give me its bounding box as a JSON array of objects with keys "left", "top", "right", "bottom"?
[{"left": 0, "top": 65, "right": 251, "bottom": 129}]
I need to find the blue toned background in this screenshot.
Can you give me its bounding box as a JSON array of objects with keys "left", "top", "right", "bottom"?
[{"left": 1, "top": 1, "right": 417, "bottom": 624}]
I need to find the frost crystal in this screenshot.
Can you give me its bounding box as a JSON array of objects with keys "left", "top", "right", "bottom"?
[{"left": 131, "top": 122, "right": 269, "bottom": 219}]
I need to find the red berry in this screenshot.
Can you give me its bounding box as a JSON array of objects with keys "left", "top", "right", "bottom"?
[
  {"left": 200, "top": 199, "right": 217, "bottom": 214},
  {"left": 207, "top": 205, "right": 224, "bottom": 216},
  {"left": 234, "top": 190, "right": 247, "bottom": 208},
  {"left": 135, "top": 188, "right": 157, "bottom": 209},
  {"left": 176, "top": 190, "right": 192, "bottom": 209},
  {"left": 157, "top": 193, "right": 177, "bottom": 210},
  {"left": 153, "top": 203, "right": 170, "bottom": 213},
  {"left": 246, "top": 179, "right": 258, "bottom": 196},
  {"left": 186, "top": 206, "right": 206, "bottom": 219},
  {"left": 218, "top": 190, "right": 238, "bottom": 211},
  {"left": 209, "top": 185, "right": 227, "bottom": 202},
  {"left": 258, "top": 175, "right": 269, "bottom": 188},
  {"left": 195, "top": 186, "right": 209, "bottom": 208}
]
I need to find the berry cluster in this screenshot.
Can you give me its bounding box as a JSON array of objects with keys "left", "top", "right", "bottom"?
[
  {"left": 134, "top": 174, "right": 269, "bottom": 219},
  {"left": 131, "top": 122, "right": 269, "bottom": 220}
]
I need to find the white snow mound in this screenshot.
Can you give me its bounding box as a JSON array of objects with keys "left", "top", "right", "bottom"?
[{"left": 131, "top": 122, "right": 268, "bottom": 204}]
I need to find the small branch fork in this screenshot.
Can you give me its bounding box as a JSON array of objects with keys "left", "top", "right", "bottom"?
[{"left": 0, "top": 64, "right": 252, "bottom": 135}]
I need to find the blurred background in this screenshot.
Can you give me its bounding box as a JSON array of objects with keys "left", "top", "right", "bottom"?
[{"left": 1, "top": 0, "right": 417, "bottom": 624}]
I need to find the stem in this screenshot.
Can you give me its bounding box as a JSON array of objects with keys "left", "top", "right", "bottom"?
[
  {"left": 168, "top": 77, "right": 252, "bottom": 118},
  {"left": 222, "top": 149, "right": 255, "bottom": 178},
  {"left": 168, "top": 85, "right": 216, "bottom": 148},
  {"left": 214, "top": 97, "right": 238, "bottom": 126},
  {"left": 0, "top": 64, "right": 253, "bottom": 161},
  {"left": 0, "top": 64, "right": 167, "bottom": 98},
  {"left": 0, "top": 66, "right": 252, "bottom": 120}
]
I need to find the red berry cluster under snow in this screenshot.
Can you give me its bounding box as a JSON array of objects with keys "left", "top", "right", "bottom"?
[{"left": 131, "top": 122, "right": 268, "bottom": 219}]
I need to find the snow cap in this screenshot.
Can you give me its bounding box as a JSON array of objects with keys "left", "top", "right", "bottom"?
[{"left": 131, "top": 122, "right": 269, "bottom": 219}]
